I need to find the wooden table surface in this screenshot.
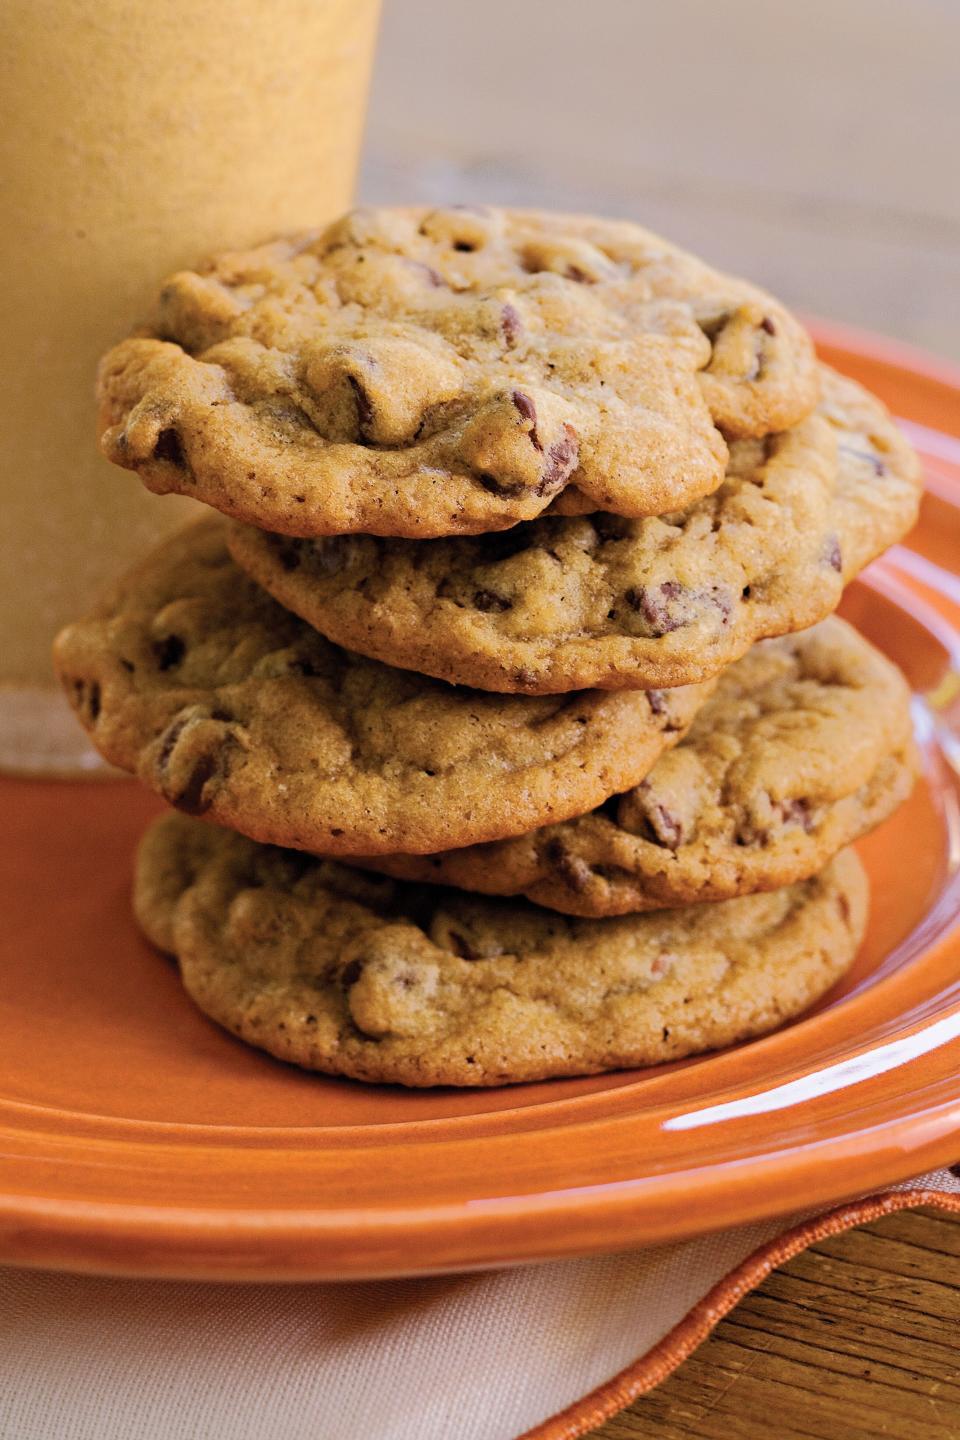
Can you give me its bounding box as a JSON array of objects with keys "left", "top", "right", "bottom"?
[
  {"left": 588, "top": 1206, "right": 960, "bottom": 1439},
  {"left": 364, "top": 5, "right": 960, "bottom": 1433}
]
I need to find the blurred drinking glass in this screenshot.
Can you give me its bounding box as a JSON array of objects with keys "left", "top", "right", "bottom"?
[{"left": 0, "top": 0, "right": 380, "bottom": 772}]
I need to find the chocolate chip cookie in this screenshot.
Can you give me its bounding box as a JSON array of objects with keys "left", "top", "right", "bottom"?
[
  {"left": 53, "top": 517, "right": 711, "bottom": 856},
  {"left": 363, "top": 618, "right": 916, "bottom": 916},
  {"left": 96, "top": 206, "right": 818, "bottom": 539},
  {"left": 229, "top": 367, "right": 919, "bottom": 694},
  {"left": 136, "top": 812, "right": 867, "bottom": 1087}
]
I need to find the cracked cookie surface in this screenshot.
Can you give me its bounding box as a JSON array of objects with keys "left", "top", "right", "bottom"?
[
  {"left": 135, "top": 812, "right": 867, "bottom": 1087},
  {"left": 230, "top": 367, "right": 919, "bottom": 694},
  {"left": 96, "top": 206, "right": 818, "bottom": 539},
  {"left": 53, "top": 517, "right": 711, "bottom": 856},
  {"left": 364, "top": 618, "right": 916, "bottom": 916}
]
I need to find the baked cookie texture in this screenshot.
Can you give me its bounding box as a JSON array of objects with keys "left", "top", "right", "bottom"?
[
  {"left": 135, "top": 812, "right": 867, "bottom": 1087},
  {"left": 820, "top": 368, "right": 923, "bottom": 577},
  {"left": 229, "top": 368, "right": 920, "bottom": 694},
  {"left": 364, "top": 618, "right": 917, "bottom": 916},
  {"left": 53, "top": 518, "right": 712, "bottom": 856},
  {"left": 96, "top": 206, "right": 819, "bottom": 539}
]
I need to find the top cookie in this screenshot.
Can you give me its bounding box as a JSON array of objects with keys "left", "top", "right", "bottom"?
[
  {"left": 52, "top": 517, "right": 711, "bottom": 856},
  {"left": 96, "top": 206, "right": 818, "bottom": 539}
]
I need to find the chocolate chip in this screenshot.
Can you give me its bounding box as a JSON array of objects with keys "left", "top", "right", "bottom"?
[
  {"left": 501, "top": 303, "right": 522, "bottom": 348},
  {"left": 478, "top": 472, "right": 526, "bottom": 498},
  {"left": 646, "top": 690, "right": 667, "bottom": 716},
  {"left": 738, "top": 797, "right": 814, "bottom": 847},
  {"left": 155, "top": 712, "right": 234, "bottom": 817},
  {"left": 341, "top": 958, "right": 364, "bottom": 988},
  {"left": 646, "top": 801, "right": 684, "bottom": 849},
  {"left": 625, "top": 581, "right": 684, "bottom": 635},
  {"left": 760, "top": 316, "right": 777, "bottom": 336},
  {"left": 779, "top": 798, "right": 814, "bottom": 831},
  {"left": 627, "top": 581, "right": 731, "bottom": 636},
  {"left": 153, "top": 634, "right": 185, "bottom": 671},
  {"left": 153, "top": 428, "right": 185, "bottom": 468},
  {"left": 511, "top": 390, "right": 542, "bottom": 451},
  {"left": 824, "top": 536, "right": 843, "bottom": 572},
  {"left": 535, "top": 425, "right": 579, "bottom": 497},
  {"left": 347, "top": 374, "right": 374, "bottom": 442},
  {"left": 453, "top": 240, "right": 476, "bottom": 252},
  {"left": 544, "top": 838, "right": 592, "bottom": 892},
  {"left": 171, "top": 751, "right": 220, "bottom": 816},
  {"left": 473, "top": 588, "right": 512, "bottom": 613}
]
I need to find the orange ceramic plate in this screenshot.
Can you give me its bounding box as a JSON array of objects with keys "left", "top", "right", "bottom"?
[{"left": 2, "top": 326, "right": 960, "bottom": 1282}]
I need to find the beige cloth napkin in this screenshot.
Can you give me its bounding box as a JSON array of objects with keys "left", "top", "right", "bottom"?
[{"left": 1, "top": 1171, "right": 957, "bottom": 1440}]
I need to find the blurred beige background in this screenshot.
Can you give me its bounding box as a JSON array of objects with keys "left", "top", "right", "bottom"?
[{"left": 362, "top": 0, "right": 960, "bottom": 360}]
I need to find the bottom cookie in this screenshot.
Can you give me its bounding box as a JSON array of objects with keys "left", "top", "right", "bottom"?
[{"left": 135, "top": 813, "right": 868, "bottom": 1088}]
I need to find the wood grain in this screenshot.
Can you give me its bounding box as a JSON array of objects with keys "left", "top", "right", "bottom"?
[{"left": 587, "top": 1207, "right": 960, "bottom": 1439}]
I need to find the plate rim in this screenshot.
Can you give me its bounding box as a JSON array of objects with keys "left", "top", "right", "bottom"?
[{"left": 3, "top": 322, "right": 960, "bottom": 1280}]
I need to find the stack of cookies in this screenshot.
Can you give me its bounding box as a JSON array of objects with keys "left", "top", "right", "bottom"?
[{"left": 54, "top": 207, "right": 923, "bottom": 1087}]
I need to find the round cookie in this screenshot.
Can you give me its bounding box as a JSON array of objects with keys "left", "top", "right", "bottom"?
[
  {"left": 230, "top": 366, "right": 920, "bottom": 694},
  {"left": 136, "top": 812, "right": 868, "bottom": 1087},
  {"left": 96, "top": 206, "right": 817, "bottom": 540},
  {"left": 364, "top": 618, "right": 917, "bottom": 916},
  {"left": 53, "top": 517, "right": 711, "bottom": 856}
]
